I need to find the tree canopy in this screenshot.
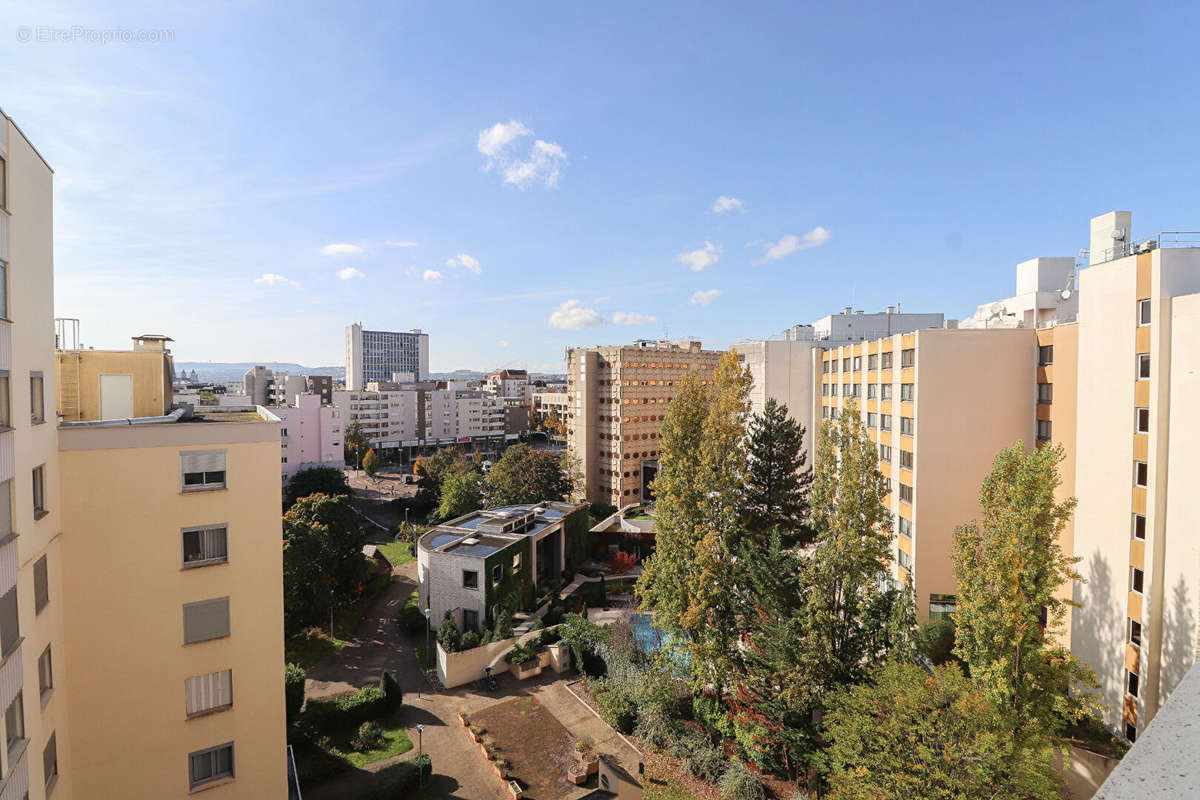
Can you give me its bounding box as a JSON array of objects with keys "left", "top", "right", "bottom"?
[
  {"left": 285, "top": 465, "right": 351, "bottom": 508},
  {"left": 483, "top": 443, "right": 573, "bottom": 506},
  {"left": 437, "top": 469, "right": 483, "bottom": 520},
  {"left": 743, "top": 397, "right": 814, "bottom": 547},
  {"left": 282, "top": 493, "right": 368, "bottom": 631}
]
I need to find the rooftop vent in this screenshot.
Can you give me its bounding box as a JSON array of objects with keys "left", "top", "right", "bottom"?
[{"left": 462, "top": 537, "right": 479, "bottom": 546}]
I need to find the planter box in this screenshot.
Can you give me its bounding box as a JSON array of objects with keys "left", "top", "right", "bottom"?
[
  {"left": 507, "top": 779, "right": 523, "bottom": 798},
  {"left": 537, "top": 648, "right": 552, "bottom": 668},
  {"left": 513, "top": 660, "right": 542, "bottom": 680},
  {"left": 568, "top": 764, "right": 589, "bottom": 785}
]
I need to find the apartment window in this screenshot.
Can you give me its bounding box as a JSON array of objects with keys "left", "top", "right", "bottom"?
[
  {"left": 881, "top": 352, "right": 893, "bottom": 369},
  {"left": 1126, "top": 670, "right": 1140, "bottom": 698},
  {"left": 1037, "top": 420, "right": 1052, "bottom": 442},
  {"left": 1129, "top": 619, "right": 1142, "bottom": 648},
  {"left": 880, "top": 414, "right": 892, "bottom": 432},
  {"left": 183, "top": 526, "right": 228, "bottom": 568},
  {"left": 462, "top": 570, "right": 479, "bottom": 589},
  {"left": 181, "top": 449, "right": 227, "bottom": 492},
  {"left": 1131, "top": 567, "right": 1144, "bottom": 595},
  {"left": 900, "top": 450, "right": 914, "bottom": 470},
  {"left": 842, "top": 383, "right": 851, "bottom": 397},
  {"left": 33, "top": 555, "right": 48, "bottom": 614},
  {"left": 0, "top": 155, "right": 6, "bottom": 211},
  {"left": 899, "top": 483, "right": 913, "bottom": 503},
  {"left": 1037, "top": 383, "right": 1053, "bottom": 404},
  {"left": 1137, "top": 353, "right": 1150, "bottom": 380},
  {"left": 899, "top": 383, "right": 913, "bottom": 402},
  {"left": 463, "top": 609, "right": 478, "bottom": 631},
  {"left": 851, "top": 384, "right": 861, "bottom": 398},
  {"left": 878, "top": 444, "right": 891, "bottom": 462},
  {"left": 1125, "top": 722, "right": 1137, "bottom": 743},
  {"left": 1136, "top": 408, "right": 1149, "bottom": 433},
  {"left": 866, "top": 412, "right": 877, "bottom": 428},
  {"left": 0, "top": 371, "right": 9, "bottom": 429},
  {"left": 5, "top": 692, "right": 23, "bottom": 753},
  {"left": 1134, "top": 461, "right": 1148, "bottom": 488},
  {"left": 189, "top": 742, "right": 234, "bottom": 790},
  {"left": 0, "top": 262, "right": 6, "bottom": 321},
  {"left": 44, "top": 731, "right": 58, "bottom": 791},
  {"left": 38, "top": 645, "right": 52, "bottom": 698},
  {"left": 1138, "top": 298, "right": 1151, "bottom": 326},
  {"left": 492, "top": 564, "right": 502, "bottom": 584},
  {"left": 1038, "top": 345, "right": 1054, "bottom": 366},
  {"left": 898, "top": 516, "right": 913, "bottom": 538},
  {"left": 30, "top": 373, "right": 44, "bottom": 425},
  {"left": 898, "top": 549, "right": 912, "bottom": 573},
  {"left": 880, "top": 384, "right": 893, "bottom": 401},
  {"left": 929, "top": 594, "right": 956, "bottom": 621},
  {"left": 868, "top": 354, "right": 879, "bottom": 370},
  {"left": 853, "top": 356, "right": 862, "bottom": 371},
  {"left": 842, "top": 358, "right": 850, "bottom": 372},
  {"left": 1132, "top": 513, "right": 1146, "bottom": 541},
  {"left": 183, "top": 597, "right": 231, "bottom": 644},
  {"left": 867, "top": 384, "right": 877, "bottom": 399},
  {"left": 186, "top": 669, "right": 233, "bottom": 717},
  {"left": 0, "top": 585, "right": 17, "bottom": 663},
  {"left": 901, "top": 348, "right": 915, "bottom": 368},
  {"left": 900, "top": 417, "right": 914, "bottom": 436},
  {"left": 0, "top": 479, "right": 9, "bottom": 541}
]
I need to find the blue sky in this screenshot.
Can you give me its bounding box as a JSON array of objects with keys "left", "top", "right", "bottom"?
[{"left": 3, "top": 0, "right": 1199, "bottom": 371}]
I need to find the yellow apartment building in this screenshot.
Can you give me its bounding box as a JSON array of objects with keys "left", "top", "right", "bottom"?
[
  {"left": 566, "top": 340, "right": 725, "bottom": 505},
  {"left": 1070, "top": 211, "right": 1200, "bottom": 743},
  {"left": 0, "top": 104, "right": 287, "bottom": 800},
  {"left": 818, "top": 328, "right": 1037, "bottom": 620}
]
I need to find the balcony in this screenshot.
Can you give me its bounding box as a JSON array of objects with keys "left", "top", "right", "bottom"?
[{"left": 1093, "top": 663, "right": 1200, "bottom": 797}]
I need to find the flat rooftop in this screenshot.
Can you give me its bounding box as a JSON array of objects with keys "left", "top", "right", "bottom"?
[{"left": 419, "top": 501, "right": 583, "bottom": 559}]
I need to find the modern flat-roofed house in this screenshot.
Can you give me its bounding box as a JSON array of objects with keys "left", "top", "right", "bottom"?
[{"left": 417, "top": 501, "right": 588, "bottom": 633}]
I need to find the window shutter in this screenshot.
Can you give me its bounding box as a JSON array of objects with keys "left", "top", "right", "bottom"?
[
  {"left": 180, "top": 449, "right": 226, "bottom": 474},
  {"left": 33, "top": 556, "right": 48, "bottom": 613},
  {"left": 0, "top": 588, "right": 18, "bottom": 655},
  {"left": 186, "top": 669, "right": 232, "bottom": 715},
  {"left": 183, "top": 597, "right": 230, "bottom": 644}
]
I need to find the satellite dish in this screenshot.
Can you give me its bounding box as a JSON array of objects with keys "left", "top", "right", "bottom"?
[
  {"left": 1061, "top": 289, "right": 1072, "bottom": 301},
  {"left": 1111, "top": 228, "right": 1126, "bottom": 241}
]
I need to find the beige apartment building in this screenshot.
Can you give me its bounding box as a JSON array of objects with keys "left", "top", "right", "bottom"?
[
  {"left": 0, "top": 105, "right": 287, "bottom": 800},
  {"left": 817, "top": 328, "right": 1036, "bottom": 619},
  {"left": 566, "top": 340, "right": 725, "bottom": 505}
]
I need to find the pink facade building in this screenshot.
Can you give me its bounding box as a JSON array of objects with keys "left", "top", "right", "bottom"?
[{"left": 263, "top": 393, "right": 344, "bottom": 482}]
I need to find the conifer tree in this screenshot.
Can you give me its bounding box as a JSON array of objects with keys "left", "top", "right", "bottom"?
[{"left": 743, "top": 398, "right": 813, "bottom": 546}]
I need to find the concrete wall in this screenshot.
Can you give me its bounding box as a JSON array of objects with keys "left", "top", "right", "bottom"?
[
  {"left": 436, "top": 628, "right": 564, "bottom": 689},
  {"left": 57, "top": 427, "right": 286, "bottom": 799},
  {"left": 58, "top": 348, "right": 172, "bottom": 421},
  {"left": 733, "top": 340, "right": 819, "bottom": 466}
]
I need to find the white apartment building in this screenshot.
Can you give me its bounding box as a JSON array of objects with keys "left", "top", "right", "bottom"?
[
  {"left": 486, "top": 369, "right": 529, "bottom": 399},
  {"left": 345, "top": 323, "right": 429, "bottom": 390},
  {"left": 782, "top": 306, "right": 944, "bottom": 343},
  {"left": 263, "top": 393, "right": 344, "bottom": 482}
]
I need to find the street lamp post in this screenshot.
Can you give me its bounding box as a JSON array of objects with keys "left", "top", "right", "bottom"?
[{"left": 417, "top": 723, "right": 426, "bottom": 787}]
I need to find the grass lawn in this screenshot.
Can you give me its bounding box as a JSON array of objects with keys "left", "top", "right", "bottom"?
[
  {"left": 341, "top": 717, "right": 414, "bottom": 768},
  {"left": 470, "top": 696, "right": 576, "bottom": 800},
  {"left": 375, "top": 539, "right": 415, "bottom": 565},
  {"left": 285, "top": 627, "right": 347, "bottom": 670}
]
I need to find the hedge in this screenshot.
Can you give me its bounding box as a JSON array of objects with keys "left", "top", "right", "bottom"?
[
  {"left": 285, "top": 663, "right": 306, "bottom": 723},
  {"left": 302, "top": 670, "right": 403, "bottom": 729}
]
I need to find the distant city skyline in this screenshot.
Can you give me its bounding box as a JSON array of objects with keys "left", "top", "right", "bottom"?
[{"left": 4, "top": 2, "right": 1200, "bottom": 370}]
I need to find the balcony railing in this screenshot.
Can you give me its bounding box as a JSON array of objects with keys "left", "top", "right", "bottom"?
[{"left": 1091, "top": 231, "right": 1200, "bottom": 264}]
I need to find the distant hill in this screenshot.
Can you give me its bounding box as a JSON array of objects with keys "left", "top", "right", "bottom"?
[{"left": 175, "top": 362, "right": 345, "bottom": 383}]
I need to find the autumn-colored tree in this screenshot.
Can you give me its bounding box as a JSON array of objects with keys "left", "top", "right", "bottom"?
[
  {"left": 611, "top": 551, "right": 637, "bottom": 575},
  {"left": 362, "top": 447, "right": 379, "bottom": 477},
  {"left": 822, "top": 659, "right": 1062, "bottom": 800},
  {"left": 344, "top": 421, "right": 367, "bottom": 468},
  {"left": 952, "top": 442, "right": 1097, "bottom": 744}
]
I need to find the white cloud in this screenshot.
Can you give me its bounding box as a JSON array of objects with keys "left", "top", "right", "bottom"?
[
  {"left": 754, "top": 226, "right": 831, "bottom": 264},
  {"left": 613, "top": 312, "right": 659, "bottom": 326},
  {"left": 386, "top": 240, "right": 418, "bottom": 248},
  {"left": 254, "top": 273, "right": 299, "bottom": 287},
  {"left": 321, "top": 243, "right": 363, "bottom": 256},
  {"left": 423, "top": 269, "right": 443, "bottom": 283},
  {"left": 503, "top": 139, "right": 567, "bottom": 188},
  {"left": 477, "top": 120, "right": 532, "bottom": 159},
  {"left": 690, "top": 289, "right": 722, "bottom": 307},
  {"left": 674, "top": 241, "right": 722, "bottom": 272},
  {"left": 337, "top": 267, "right": 365, "bottom": 280},
  {"left": 548, "top": 299, "right": 605, "bottom": 330},
  {"left": 445, "top": 253, "right": 482, "bottom": 274},
  {"left": 478, "top": 121, "right": 567, "bottom": 189},
  {"left": 711, "top": 195, "right": 744, "bottom": 214}
]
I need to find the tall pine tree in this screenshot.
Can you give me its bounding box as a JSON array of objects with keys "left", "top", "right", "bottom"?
[{"left": 743, "top": 398, "right": 813, "bottom": 547}]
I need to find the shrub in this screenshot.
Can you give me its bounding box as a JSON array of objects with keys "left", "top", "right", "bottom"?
[
  {"left": 400, "top": 591, "right": 426, "bottom": 636},
  {"left": 634, "top": 708, "right": 679, "bottom": 751},
  {"left": 536, "top": 628, "right": 561, "bottom": 647},
  {"left": 505, "top": 643, "right": 537, "bottom": 665},
  {"left": 302, "top": 685, "right": 389, "bottom": 729},
  {"left": 438, "top": 613, "right": 461, "bottom": 652},
  {"left": 693, "top": 694, "right": 734, "bottom": 738},
  {"left": 380, "top": 670, "right": 403, "bottom": 712},
  {"left": 460, "top": 630, "right": 481, "bottom": 650},
  {"left": 493, "top": 609, "right": 514, "bottom": 639},
  {"left": 589, "top": 501, "right": 618, "bottom": 519},
  {"left": 592, "top": 679, "right": 636, "bottom": 734},
  {"left": 285, "top": 663, "right": 306, "bottom": 724},
  {"left": 611, "top": 550, "right": 637, "bottom": 574},
  {"left": 916, "top": 618, "right": 959, "bottom": 666},
  {"left": 352, "top": 720, "right": 386, "bottom": 751},
  {"left": 719, "top": 760, "right": 765, "bottom": 800},
  {"left": 673, "top": 733, "right": 724, "bottom": 783},
  {"left": 633, "top": 670, "right": 688, "bottom": 719}
]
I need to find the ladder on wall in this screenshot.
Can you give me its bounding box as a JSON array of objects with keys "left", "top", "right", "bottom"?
[{"left": 58, "top": 350, "right": 81, "bottom": 422}]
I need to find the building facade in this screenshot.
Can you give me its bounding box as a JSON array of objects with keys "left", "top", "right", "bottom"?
[
  {"left": 486, "top": 369, "right": 529, "bottom": 399},
  {"left": 565, "top": 340, "right": 725, "bottom": 505},
  {"left": 344, "top": 324, "right": 429, "bottom": 390},
  {"left": 265, "top": 393, "right": 344, "bottom": 482}
]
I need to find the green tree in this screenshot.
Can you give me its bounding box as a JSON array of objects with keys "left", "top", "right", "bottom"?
[
  {"left": 362, "top": 447, "right": 379, "bottom": 477},
  {"left": 822, "top": 660, "right": 1061, "bottom": 800},
  {"left": 951, "top": 442, "right": 1097, "bottom": 740},
  {"left": 344, "top": 421, "right": 367, "bottom": 468},
  {"left": 638, "top": 351, "right": 753, "bottom": 693},
  {"left": 285, "top": 465, "right": 351, "bottom": 508},
  {"left": 282, "top": 493, "right": 368, "bottom": 631},
  {"left": 743, "top": 398, "right": 814, "bottom": 547},
  {"left": 437, "top": 470, "right": 483, "bottom": 520},
  {"left": 483, "top": 443, "right": 572, "bottom": 505},
  {"left": 415, "top": 447, "right": 475, "bottom": 496}
]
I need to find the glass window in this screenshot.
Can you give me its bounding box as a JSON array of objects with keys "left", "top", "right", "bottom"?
[
  {"left": 1129, "top": 619, "right": 1142, "bottom": 648},
  {"left": 901, "top": 348, "right": 915, "bottom": 367},
  {"left": 32, "top": 465, "right": 47, "bottom": 518},
  {"left": 867, "top": 384, "right": 877, "bottom": 399},
  {"left": 1127, "top": 670, "right": 1140, "bottom": 698},
  {"left": 34, "top": 555, "right": 48, "bottom": 614},
  {"left": 868, "top": 354, "right": 879, "bottom": 370},
  {"left": 898, "top": 517, "right": 913, "bottom": 538},
  {"left": 853, "top": 356, "right": 862, "bottom": 371},
  {"left": 492, "top": 564, "right": 502, "bottom": 584},
  {"left": 30, "top": 373, "right": 44, "bottom": 424},
  {"left": 1134, "top": 461, "right": 1148, "bottom": 488},
  {"left": 1136, "top": 408, "right": 1149, "bottom": 433},
  {"left": 881, "top": 352, "right": 893, "bottom": 369},
  {"left": 0, "top": 371, "right": 9, "bottom": 428},
  {"left": 0, "top": 261, "right": 6, "bottom": 320},
  {"left": 899, "top": 483, "right": 914, "bottom": 503},
  {"left": 1132, "top": 513, "right": 1146, "bottom": 541},
  {"left": 900, "top": 417, "right": 914, "bottom": 436},
  {"left": 899, "top": 450, "right": 914, "bottom": 470},
  {"left": 189, "top": 743, "right": 234, "bottom": 789},
  {"left": 462, "top": 570, "right": 478, "bottom": 589},
  {"left": 1137, "top": 353, "right": 1150, "bottom": 380},
  {"left": 1038, "top": 345, "right": 1054, "bottom": 366},
  {"left": 878, "top": 444, "right": 891, "bottom": 462},
  {"left": 900, "top": 383, "right": 914, "bottom": 402},
  {"left": 1037, "top": 383, "right": 1053, "bottom": 404},
  {"left": 1138, "top": 298, "right": 1151, "bottom": 326},
  {"left": 880, "top": 384, "right": 893, "bottom": 401},
  {"left": 1131, "top": 567, "right": 1144, "bottom": 594},
  {"left": 929, "top": 594, "right": 956, "bottom": 621},
  {"left": 38, "top": 645, "right": 53, "bottom": 697},
  {"left": 43, "top": 731, "right": 57, "bottom": 789},
  {"left": 1037, "top": 420, "right": 1052, "bottom": 441},
  {"left": 1125, "top": 722, "right": 1137, "bottom": 743},
  {"left": 866, "top": 412, "right": 877, "bottom": 428},
  {"left": 4, "top": 692, "right": 23, "bottom": 753},
  {"left": 183, "top": 526, "right": 228, "bottom": 567},
  {"left": 880, "top": 414, "right": 892, "bottom": 432}
]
